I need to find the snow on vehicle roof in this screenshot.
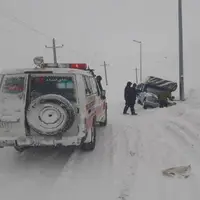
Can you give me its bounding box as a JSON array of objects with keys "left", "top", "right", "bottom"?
[
  {"left": 144, "top": 76, "right": 177, "bottom": 92},
  {"left": 0, "top": 67, "right": 93, "bottom": 76}
]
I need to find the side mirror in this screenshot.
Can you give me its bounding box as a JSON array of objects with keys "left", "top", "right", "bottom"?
[{"left": 101, "top": 90, "right": 106, "bottom": 99}]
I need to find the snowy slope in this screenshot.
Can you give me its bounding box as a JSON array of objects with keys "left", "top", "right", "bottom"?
[
  {"left": 0, "top": 88, "right": 199, "bottom": 199},
  {"left": 113, "top": 93, "right": 200, "bottom": 200}
]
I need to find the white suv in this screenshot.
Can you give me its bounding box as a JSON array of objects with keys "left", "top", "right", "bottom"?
[{"left": 0, "top": 63, "right": 107, "bottom": 152}]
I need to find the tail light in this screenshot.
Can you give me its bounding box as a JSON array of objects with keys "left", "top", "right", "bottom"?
[{"left": 69, "top": 63, "right": 87, "bottom": 70}]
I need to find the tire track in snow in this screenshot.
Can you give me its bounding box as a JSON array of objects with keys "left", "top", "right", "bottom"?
[
  {"left": 116, "top": 102, "right": 200, "bottom": 200},
  {"left": 117, "top": 126, "right": 142, "bottom": 200},
  {"left": 0, "top": 146, "right": 76, "bottom": 200},
  {"left": 168, "top": 119, "right": 200, "bottom": 144},
  {"left": 164, "top": 121, "right": 200, "bottom": 162},
  {"left": 165, "top": 123, "right": 192, "bottom": 147},
  {"left": 182, "top": 113, "right": 200, "bottom": 137},
  {"left": 164, "top": 129, "right": 200, "bottom": 167},
  {"left": 107, "top": 113, "right": 144, "bottom": 200},
  {"left": 47, "top": 124, "right": 118, "bottom": 200},
  {"left": 14, "top": 147, "right": 74, "bottom": 179},
  {"left": 128, "top": 119, "right": 170, "bottom": 200},
  {"left": 114, "top": 105, "right": 169, "bottom": 199},
  {"left": 128, "top": 112, "right": 200, "bottom": 200},
  {"left": 159, "top": 122, "right": 200, "bottom": 200},
  {"left": 106, "top": 106, "right": 142, "bottom": 200}
]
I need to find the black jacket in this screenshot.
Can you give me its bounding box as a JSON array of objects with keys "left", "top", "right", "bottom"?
[
  {"left": 131, "top": 87, "right": 137, "bottom": 102},
  {"left": 124, "top": 82, "right": 132, "bottom": 104},
  {"left": 124, "top": 82, "right": 137, "bottom": 105},
  {"left": 96, "top": 76, "right": 103, "bottom": 92}
]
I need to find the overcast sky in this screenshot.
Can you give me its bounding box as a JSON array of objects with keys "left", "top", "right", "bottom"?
[{"left": 0, "top": 0, "right": 199, "bottom": 92}]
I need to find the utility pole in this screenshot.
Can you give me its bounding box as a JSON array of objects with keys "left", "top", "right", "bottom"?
[
  {"left": 45, "top": 38, "right": 64, "bottom": 64},
  {"left": 100, "top": 61, "right": 109, "bottom": 86},
  {"left": 139, "top": 42, "right": 142, "bottom": 82},
  {"left": 178, "top": 0, "right": 185, "bottom": 101},
  {"left": 135, "top": 68, "right": 139, "bottom": 84},
  {"left": 133, "top": 40, "right": 143, "bottom": 82}
]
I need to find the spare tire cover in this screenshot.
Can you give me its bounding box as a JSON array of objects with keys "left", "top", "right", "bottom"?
[{"left": 26, "top": 94, "right": 75, "bottom": 136}]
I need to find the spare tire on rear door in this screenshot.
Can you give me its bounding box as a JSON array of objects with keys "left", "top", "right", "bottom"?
[{"left": 26, "top": 94, "right": 75, "bottom": 136}]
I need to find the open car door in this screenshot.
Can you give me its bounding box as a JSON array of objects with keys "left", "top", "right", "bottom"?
[{"left": 0, "top": 74, "right": 28, "bottom": 138}]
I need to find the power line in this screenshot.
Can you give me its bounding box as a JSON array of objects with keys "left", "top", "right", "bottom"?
[
  {"left": 0, "top": 7, "right": 94, "bottom": 63},
  {"left": 0, "top": 12, "right": 52, "bottom": 39},
  {"left": 0, "top": 13, "right": 88, "bottom": 58},
  {"left": 0, "top": 12, "right": 86, "bottom": 60}
]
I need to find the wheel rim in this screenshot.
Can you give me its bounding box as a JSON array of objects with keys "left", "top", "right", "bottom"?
[
  {"left": 39, "top": 106, "right": 62, "bottom": 124},
  {"left": 27, "top": 103, "right": 68, "bottom": 134}
]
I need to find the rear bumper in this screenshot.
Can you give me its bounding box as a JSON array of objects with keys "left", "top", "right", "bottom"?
[{"left": 0, "top": 134, "right": 86, "bottom": 148}]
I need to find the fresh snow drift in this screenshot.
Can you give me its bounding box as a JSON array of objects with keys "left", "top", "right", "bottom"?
[{"left": 0, "top": 88, "right": 200, "bottom": 200}]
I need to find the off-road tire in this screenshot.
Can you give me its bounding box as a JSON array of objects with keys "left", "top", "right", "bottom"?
[{"left": 27, "top": 94, "right": 75, "bottom": 136}]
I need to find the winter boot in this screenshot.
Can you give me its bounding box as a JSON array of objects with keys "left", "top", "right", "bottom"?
[{"left": 123, "top": 105, "right": 129, "bottom": 114}]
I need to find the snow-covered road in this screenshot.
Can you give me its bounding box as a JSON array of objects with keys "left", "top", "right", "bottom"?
[{"left": 1, "top": 89, "right": 200, "bottom": 200}]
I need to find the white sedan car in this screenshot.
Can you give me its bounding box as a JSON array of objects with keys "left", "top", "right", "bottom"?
[{"left": 137, "top": 91, "right": 160, "bottom": 109}]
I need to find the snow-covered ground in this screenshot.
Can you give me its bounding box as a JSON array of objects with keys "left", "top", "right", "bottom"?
[
  {"left": 0, "top": 0, "right": 200, "bottom": 199},
  {"left": 0, "top": 87, "right": 200, "bottom": 199}
]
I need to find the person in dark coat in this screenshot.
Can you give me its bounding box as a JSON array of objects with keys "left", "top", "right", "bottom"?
[
  {"left": 131, "top": 83, "right": 137, "bottom": 104},
  {"left": 130, "top": 83, "right": 137, "bottom": 114},
  {"left": 96, "top": 75, "right": 103, "bottom": 92},
  {"left": 123, "top": 82, "right": 137, "bottom": 115}
]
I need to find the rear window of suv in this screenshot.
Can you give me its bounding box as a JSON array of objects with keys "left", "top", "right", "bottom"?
[
  {"left": 30, "top": 75, "right": 76, "bottom": 102},
  {"left": 1, "top": 75, "right": 25, "bottom": 94}
]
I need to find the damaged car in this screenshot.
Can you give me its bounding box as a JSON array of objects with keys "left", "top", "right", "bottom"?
[{"left": 136, "top": 76, "right": 177, "bottom": 109}]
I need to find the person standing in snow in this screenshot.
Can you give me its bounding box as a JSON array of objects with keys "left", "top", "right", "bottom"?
[
  {"left": 96, "top": 75, "right": 103, "bottom": 92},
  {"left": 123, "top": 82, "right": 137, "bottom": 115},
  {"left": 130, "top": 83, "right": 137, "bottom": 114}
]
